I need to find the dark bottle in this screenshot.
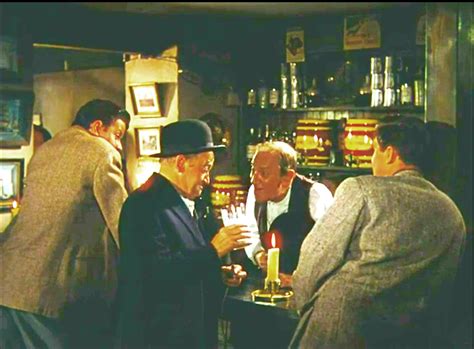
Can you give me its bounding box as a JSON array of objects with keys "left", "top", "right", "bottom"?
[
  {"left": 306, "top": 77, "right": 322, "bottom": 107},
  {"left": 247, "top": 87, "right": 257, "bottom": 108},
  {"left": 257, "top": 78, "right": 269, "bottom": 109},
  {"left": 299, "top": 62, "right": 308, "bottom": 108},
  {"left": 355, "top": 74, "right": 371, "bottom": 107},
  {"left": 246, "top": 127, "right": 258, "bottom": 162},
  {"left": 400, "top": 64, "right": 413, "bottom": 106},
  {"left": 413, "top": 64, "right": 425, "bottom": 107},
  {"left": 268, "top": 78, "right": 280, "bottom": 109}
]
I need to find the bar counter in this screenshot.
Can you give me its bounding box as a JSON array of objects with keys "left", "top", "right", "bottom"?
[{"left": 221, "top": 274, "right": 299, "bottom": 348}]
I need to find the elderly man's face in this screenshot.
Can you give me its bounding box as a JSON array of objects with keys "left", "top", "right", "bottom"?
[
  {"left": 182, "top": 151, "right": 215, "bottom": 199},
  {"left": 251, "top": 150, "right": 289, "bottom": 203}
]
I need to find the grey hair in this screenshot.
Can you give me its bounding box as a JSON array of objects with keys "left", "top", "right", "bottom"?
[{"left": 254, "top": 141, "right": 297, "bottom": 176}]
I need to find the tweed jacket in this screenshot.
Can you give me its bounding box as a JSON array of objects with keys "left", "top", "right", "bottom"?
[
  {"left": 0, "top": 126, "right": 128, "bottom": 318},
  {"left": 116, "top": 173, "right": 224, "bottom": 349},
  {"left": 290, "top": 170, "right": 466, "bottom": 348}
]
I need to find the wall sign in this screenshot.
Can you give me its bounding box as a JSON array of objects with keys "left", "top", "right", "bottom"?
[
  {"left": 286, "top": 28, "right": 305, "bottom": 63},
  {"left": 344, "top": 15, "right": 381, "bottom": 50}
]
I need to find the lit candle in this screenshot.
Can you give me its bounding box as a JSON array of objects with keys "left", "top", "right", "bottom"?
[{"left": 266, "top": 233, "right": 280, "bottom": 282}]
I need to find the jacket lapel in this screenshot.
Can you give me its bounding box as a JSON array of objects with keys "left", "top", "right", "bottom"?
[
  {"left": 169, "top": 204, "right": 206, "bottom": 247},
  {"left": 151, "top": 173, "right": 206, "bottom": 247}
]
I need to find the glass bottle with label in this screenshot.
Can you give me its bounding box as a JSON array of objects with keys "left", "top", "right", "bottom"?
[
  {"left": 268, "top": 78, "right": 280, "bottom": 109},
  {"left": 305, "top": 77, "right": 322, "bottom": 107},
  {"left": 413, "top": 64, "right": 425, "bottom": 107},
  {"left": 400, "top": 64, "right": 413, "bottom": 106},
  {"left": 247, "top": 87, "right": 256, "bottom": 108},
  {"left": 257, "top": 78, "right": 269, "bottom": 109},
  {"left": 246, "top": 127, "right": 258, "bottom": 162}
]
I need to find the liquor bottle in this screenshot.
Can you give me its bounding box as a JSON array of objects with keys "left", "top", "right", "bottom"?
[
  {"left": 263, "top": 124, "right": 271, "bottom": 141},
  {"left": 257, "top": 78, "right": 269, "bottom": 109},
  {"left": 247, "top": 87, "right": 256, "bottom": 108},
  {"left": 299, "top": 62, "right": 308, "bottom": 108},
  {"left": 246, "top": 127, "right": 258, "bottom": 162},
  {"left": 306, "top": 77, "right": 322, "bottom": 107},
  {"left": 400, "top": 64, "right": 413, "bottom": 106},
  {"left": 355, "top": 74, "right": 371, "bottom": 106},
  {"left": 268, "top": 78, "right": 280, "bottom": 109},
  {"left": 413, "top": 64, "right": 425, "bottom": 107}
]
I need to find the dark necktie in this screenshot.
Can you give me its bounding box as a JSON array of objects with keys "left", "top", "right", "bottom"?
[{"left": 256, "top": 203, "right": 268, "bottom": 235}]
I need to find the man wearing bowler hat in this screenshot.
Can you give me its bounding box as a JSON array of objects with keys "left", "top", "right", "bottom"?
[{"left": 116, "top": 119, "right": 251, "bottom": 349}]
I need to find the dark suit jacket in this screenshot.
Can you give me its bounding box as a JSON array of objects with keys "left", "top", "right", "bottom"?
[{"left": 116, "top": 173, "right": 223, "bottom": 349}]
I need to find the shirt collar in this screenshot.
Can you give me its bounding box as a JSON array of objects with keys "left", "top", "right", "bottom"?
[{"left": 180, "top": 195, "right": 195, "bottom": 217}]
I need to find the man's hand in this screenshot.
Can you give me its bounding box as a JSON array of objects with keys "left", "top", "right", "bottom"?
[
  {"left": 279, "top": 272, "right": 293, "bottom": 288},
  {"left": 255, "top": 250, "right": 268, "bottom": 271},
  {"left": 211, "top": 224, "right": 252, "bottom": 257},
  {"left": 221, "top": 264, "right": 247, "bottom": 287}
]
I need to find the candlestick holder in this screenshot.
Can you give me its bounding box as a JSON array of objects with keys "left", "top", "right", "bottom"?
[
  {"left": 264, "top": 278, "right": 281, "bottom": 293},
  {"left": 251, "top": 278, "right": 293, "bottom": 303}
]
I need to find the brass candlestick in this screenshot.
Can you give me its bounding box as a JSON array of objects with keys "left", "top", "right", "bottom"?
[
  {"left": 251, "top": 278, "right": 293, "bottom": 303},
  {"left": 264, "top": 278, "right": 281, "bottom": 293}
]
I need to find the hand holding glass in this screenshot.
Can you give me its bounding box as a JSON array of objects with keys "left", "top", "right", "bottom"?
[{"left": 221, "top": 204, "right": 259, "bottom": 250}]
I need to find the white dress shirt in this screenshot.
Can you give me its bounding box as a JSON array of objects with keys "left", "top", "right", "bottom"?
[
  {"left": 180, "top": 195, "right": 196, "bottom": 217},
  {"left": 244, "top": 181, "right": 334, "bottom": 264}
]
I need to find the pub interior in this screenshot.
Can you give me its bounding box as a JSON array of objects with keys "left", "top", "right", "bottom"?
[{"left": 0, "top": 2, "right": 472, "bottom": 348}]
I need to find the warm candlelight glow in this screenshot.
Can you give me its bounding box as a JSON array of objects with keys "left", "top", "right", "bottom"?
[
  {"left": 12, "top": 200, "right": 18, "bottom": 209},
  {"left": 271, "top": 232, "right": 276, "bottom": 248}
]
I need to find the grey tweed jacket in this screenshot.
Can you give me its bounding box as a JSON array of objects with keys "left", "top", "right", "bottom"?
[
  {"left": 290, "top": 170, "right": 466, "bottom": 348},
  {"left": 0, "top": 126, "right": 128, "bottom": 318}
]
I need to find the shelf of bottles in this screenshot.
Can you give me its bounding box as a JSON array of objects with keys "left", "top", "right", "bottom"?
[{"left": 240, "top": 50, "right": 425, "bottom": 178}]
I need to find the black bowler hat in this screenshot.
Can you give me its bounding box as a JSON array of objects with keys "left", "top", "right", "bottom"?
[{"left": 151, "top": 119, "right": 226, "bottom": 157}]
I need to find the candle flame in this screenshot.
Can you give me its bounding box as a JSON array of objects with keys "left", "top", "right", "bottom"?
[
  {"left": 271, "top": 233, "right": 276, "bottom": 248},
  {"left": 12, "top": 200, "right": 18, "bottom": 209}
]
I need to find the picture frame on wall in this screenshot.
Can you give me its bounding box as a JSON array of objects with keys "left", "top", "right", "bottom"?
[
  {"left": 0, "top": 89, "right": 34, "bottom": 147},
  {"left": 0, "top": 158, "right": 24, "bottom": 211},
  {"left": 129, "top": 82, "right": 162, "bottom": 117},
  {"left": 135, "top": 126, "right": 161, "bottom": 157}
]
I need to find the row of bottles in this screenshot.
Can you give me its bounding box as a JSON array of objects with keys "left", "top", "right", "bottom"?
[
  {"left": 246, "top": 55, "right": 424, "bottom": 109},
  {"left": 246, "top": 124, "right": 296, "bottom": 162}
]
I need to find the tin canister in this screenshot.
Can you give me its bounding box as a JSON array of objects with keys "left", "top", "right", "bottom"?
[
  {"left": 281, "top": 63, "right": 289, "bottom": 109},
  {"left": 343, "top": 119, "right": 378, "bottom": 168},
  {"left": 370, "top": 57, "right": 382, "bottom": 74},
  {"left": 371, "top": 89, "right": 383, "bottom": 107},
  {"left": 383, "top": 88, "right": 396, "bottom": 107},
  {"left": 289, "top": 63, "right": 299, "bottom": 108},
  {"left": 384, "top": 56, "right": 393, "bottom": 73},
  {"left": 384, "top": 73, "right": 395, "bottom": 89},
  {"left": 371, "top": 73, "right": 384, "bottom": 90}
]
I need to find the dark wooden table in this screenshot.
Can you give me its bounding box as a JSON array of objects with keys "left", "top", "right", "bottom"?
[{"left": 221, "top": 274, "right": 300, "bottom": 349}]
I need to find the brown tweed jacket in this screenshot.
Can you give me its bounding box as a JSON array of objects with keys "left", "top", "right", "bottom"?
[
  {"left": 0, "top": 126, "right": 128, "bottom": 318},
  {"left": 290, "top": 170, "right": 466, "bottom": 348}
]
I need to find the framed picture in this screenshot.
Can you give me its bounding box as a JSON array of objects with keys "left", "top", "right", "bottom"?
[
  {"left": 0, "top": 89, "right": 34, "bottom": 147},
  {"left": 0, "top": 158, "right": 24, "bottom": 211},
  {"left": 135, "top": 127, "right": 161, "bottom": 157},
  {"left": 129, "top": 82, "right": 162, "bottom": 117}
]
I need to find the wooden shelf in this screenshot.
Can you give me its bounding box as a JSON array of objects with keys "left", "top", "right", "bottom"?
[
  {"left": 297, "top": 165, "right": 372, "bottom": 175},
  {"left": 246, "top": 106, "right": 424, "bottom": 114},
  {"left": 272, "top": 106, "right": 424, "bottom": 113}
]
